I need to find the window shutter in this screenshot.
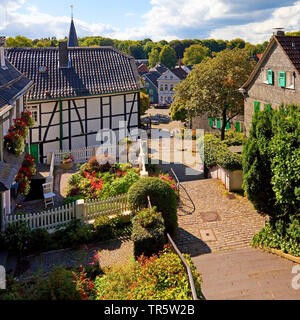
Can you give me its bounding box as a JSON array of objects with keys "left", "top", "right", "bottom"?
[
  {"left": 236, "top": 121, "right": 240, "bottom": 133},
  {"left": 226, "top": 121, "right": 230, "bottom": 130},
  {"left": 267, "top": 70, "right": 274, "bottom": 85},
  {"left": 217, "top": 118, "right": 221, "bottom": 129},
  {"left": 266, "top": 104, "right": 272, "bottom": 112},
  {"left": 278, "top": 72, "right": 286, "bottom": 87},
  {"left": 254, "top": 101, "right": 260, "bottom": 112},
  {"left": 209, "top": 117, "right": 213, "bottom": 127}
]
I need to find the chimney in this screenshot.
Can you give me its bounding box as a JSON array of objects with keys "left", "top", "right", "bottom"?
[
  {"left": 273, "top": 28, "right": 285, "bottom": 36},
  {"left": 59, "top": 41, "right": 69, "bottom": 68},
  {"left": 0, "top": 36, "right": 7, "bottom": 69}
]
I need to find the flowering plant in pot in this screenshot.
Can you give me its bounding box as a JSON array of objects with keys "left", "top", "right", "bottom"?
[
  {"left": 62, "top": 153, "right": 75, "bottom": 170},
  {"left": 15, "top": 154, "right": 37, "bottom": 195}
]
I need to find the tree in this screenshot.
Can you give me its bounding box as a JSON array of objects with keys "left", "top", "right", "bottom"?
[
  {"left": 169, "top": 40, "right": 185, "bottom": 59},
  {"left": 6, "top": 36, "right": 33, "bottom": 47},
  {"left": 129, "top": 44, "right": 146, "bottom": 59},
  {"left": 182, "top": 44, "right": 210, "bottom": 65},
  {"left": 149, "top": 48, "right": 160, "bottom": 67},
  {"left": 227, "top": 38, "right": 246, "bottom": 50},
  {"left": 171, "top": 48, "right": 255, "bottom": 140},
  {"left": 159, "top": 45, "right": 177, "bottom": 69},
  {"left": 140, "top": 92, "right": 150, "bottom": 115}
]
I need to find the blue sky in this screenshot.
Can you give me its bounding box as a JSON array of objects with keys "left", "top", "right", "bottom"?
[{"left": 0, "top": 0, "right": 300, "bottom": 43}]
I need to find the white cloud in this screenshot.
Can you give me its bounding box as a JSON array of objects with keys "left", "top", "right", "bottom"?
[
  {"left": 210, "top": 1, "right": 300, "bottom": 43},
  {"left": 0, "top": 0, "right": 299, "bottom": 43}
]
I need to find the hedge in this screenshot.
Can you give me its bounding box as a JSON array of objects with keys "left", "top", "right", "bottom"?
[
  {"left": 201, "top": 134, "right": 243, "bottom": 171},
  {"left": 127, "top": 177, "right": 178, "bottom": 235}
]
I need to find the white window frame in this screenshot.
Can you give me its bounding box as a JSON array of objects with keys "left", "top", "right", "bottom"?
[{"left": 25, "top": 105, "right": 39, "bottom": 126}]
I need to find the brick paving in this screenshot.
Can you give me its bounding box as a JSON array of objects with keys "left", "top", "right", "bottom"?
[{"left": 174, "top": 179, "right": 266, "bottom": 255}]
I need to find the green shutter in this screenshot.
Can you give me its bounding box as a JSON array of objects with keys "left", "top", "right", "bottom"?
[
  {"left": 217, "top": 118, "right": 221, "bottom": 129},
  {"left": 267, "top": 70, "right": 274, "bottom": 85},
  {"left": 226, "top": 121, "right": 230, "bottom": 130},
  {"left": 209, "top": 117, "right": 213, "bottom": 127},
  {"left": 254, "top": 101, "right": 260, "bottom": 112},
  {"left": 236, "top": 121, "right": 240, "bottom": 133},
  {"left": 278, "top": 71, "right": 286, "bottom": 87},
  {"left": 266, "top": 104, "right": 272, "bottom": 112}
]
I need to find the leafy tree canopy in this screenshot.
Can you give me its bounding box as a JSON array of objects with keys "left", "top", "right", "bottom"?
[
  {"left": 182, "top": 44, "right": 210, "bottom": 65},
  {"left": 171, "top": 48, "right": 255, "bottom": 140},
  {"left": 159, "top": 45, "right": 177, "bottom": 69}
]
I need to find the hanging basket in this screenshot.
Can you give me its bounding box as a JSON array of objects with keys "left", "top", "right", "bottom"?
[{"left": 61, "top": 161, "right": 74, "bottom": 170}]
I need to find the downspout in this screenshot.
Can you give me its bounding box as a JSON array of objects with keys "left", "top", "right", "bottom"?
[{"left": 59, "top": 99, "right": 63, "bottom": 150}]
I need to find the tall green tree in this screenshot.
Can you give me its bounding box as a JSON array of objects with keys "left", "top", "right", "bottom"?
[
  {"left": 182, "top": 44, "right": 210, "bottom": 65},
  {"left": 6, "top": 36, "right": 33, "bottom": 47},
  {"left": 159, "top": 45, "right": 177, "bottom": 69},
  {"left": 171, "top": 48, "right": 255, "bottom": 140},
  {"left": 149, "top": 48, "right": 160, "bottom": 67}
]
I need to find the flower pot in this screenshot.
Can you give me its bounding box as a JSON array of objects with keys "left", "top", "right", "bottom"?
[{"left": 61, "top": 161, "right": 74, "bottom": 170}]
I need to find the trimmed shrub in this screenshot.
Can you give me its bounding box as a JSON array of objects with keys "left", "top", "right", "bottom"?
[
  {"left": 127, "top": 177, "right": 178, "bottom": 235},
  {"left": 131, "top": 207, "right": 165, "bottom": 258}
]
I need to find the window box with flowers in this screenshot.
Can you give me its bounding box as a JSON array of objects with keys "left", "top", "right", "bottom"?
[
  {"left": 61, "top": 153, "right": 75, "bottom": 170},
  {"left": 4, "top": 111, "right": 34, "bottom": 156}
]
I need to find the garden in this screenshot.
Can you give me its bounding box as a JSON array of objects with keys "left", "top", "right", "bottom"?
[{"left": 0, "top": 157, "right": 201, "bottom": 300}]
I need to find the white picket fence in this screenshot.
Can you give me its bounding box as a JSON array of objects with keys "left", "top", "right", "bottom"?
[
  {"left": 54, "top": 146, "right": 96, "bottom": 165},
  {"left": 2, "top": 195, "right": 129, "bottom": 232},
  {"left": 85, "top": 194, "right": 129, "bottom": 222},
  {"left": 2, "top": 203, "right": 76, "bottom": 232}
]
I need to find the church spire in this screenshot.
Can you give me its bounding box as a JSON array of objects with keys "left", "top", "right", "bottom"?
[{"left": 68, "top": 5, "right": 79, "bottom": 47}]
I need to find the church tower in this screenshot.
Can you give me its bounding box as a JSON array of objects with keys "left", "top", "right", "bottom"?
[{"left": 68, "top": 5, "right": 79, "bottom": 47}]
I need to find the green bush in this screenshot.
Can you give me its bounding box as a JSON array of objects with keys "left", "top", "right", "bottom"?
[
  {"left": 28, "top": 228, "right": 53, "bottom": 252},
  {"left": 131, "top": 207, "right": 165, "bottom": 258},
  {"left": 223, "top": 129, "right": 245, "bottom": 146},
  {"left": 33, "top": 267, "right": 81, "bottom": 300},
  {"left": 94, "top": 247, "right": 203, "bottom": 300},
  {"left": 4, "top": 221, "right": 31, "bottom": 256},
  {"left": 270, "top": 105, "right": 300, "bottom": 218},
  {"left": 243, "top": 109, "right": 278, "bottom": 217},
  {"left": 252, "top": 219, "right": 300, "bottom": 257},
  {"left": 127, "top": 177, "right": 178, "bottom": 235},
  {"left": 201, "top": 134, "right": 242, "bottom": 171},
  {"left": 63, "top": 195, "right": 84, "bottom": 205},
  {"left": 53, "top": 220, "right": 93, "bottom": 248}
]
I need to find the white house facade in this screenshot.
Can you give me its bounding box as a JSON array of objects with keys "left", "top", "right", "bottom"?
[{"left": 157, "top": 67, "right": 187, "bottom": 105}]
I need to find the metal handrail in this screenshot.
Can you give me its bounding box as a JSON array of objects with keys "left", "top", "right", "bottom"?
[
  {"left": 170, "top": 168, "right": 196, "bottom": 215},
  {"left": 147, "top": 196, "right": 198, "bottom": 300},
  {"left": 167, "top": 233, "right": 198, "bottom": 300}
]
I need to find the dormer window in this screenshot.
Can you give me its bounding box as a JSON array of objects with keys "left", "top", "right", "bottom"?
[{"left": 39, "top": 66, "right": 47, "bottom": 73}]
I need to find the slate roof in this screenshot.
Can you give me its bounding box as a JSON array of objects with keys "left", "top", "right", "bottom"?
[
  {"left": 68, "top": 18, "right": 79, "bottom": 47},
  {"left": 137, "top": 63, "right": 149, "bottom": 74},
  {"left": 170, "top": 67, "right": 188, "bottom": 80},
  {"left": 150, "top": 64, "right": 168, "bottom": 75},
  {"left": 142, "top": 71, "right": 161, "bottom": 88},
  {"left": 7, "top": 47, "right": 142, "bottom": 101},
  {"left": 0, "top": 58, "right": 32, "bottom": 109},
  {"left": 241, "top": 35, "right": 300, "bottom": 89}
]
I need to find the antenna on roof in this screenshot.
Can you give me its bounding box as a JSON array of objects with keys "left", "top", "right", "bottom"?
[{"left": 70, "top": 4, "right": 74, "bottom": 20}]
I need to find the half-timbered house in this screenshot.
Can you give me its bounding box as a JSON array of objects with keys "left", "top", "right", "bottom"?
[{"left": 7, "top": 19, "right": 142, "bottom": 163}]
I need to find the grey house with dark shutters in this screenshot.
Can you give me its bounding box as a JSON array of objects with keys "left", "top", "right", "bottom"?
[
  {"left": 240, "top": 29, "right": 300, "bottom": 134},
  {"left": 7, "top": 19, "right": 142, "bottom": 163}
]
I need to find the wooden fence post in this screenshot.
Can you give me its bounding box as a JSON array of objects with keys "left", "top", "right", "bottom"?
[{"left": 75, "top": 199, "right": 85, "bottom": 223}]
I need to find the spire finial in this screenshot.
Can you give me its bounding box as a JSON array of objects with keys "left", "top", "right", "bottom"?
[{"left": 70, "top": 4, "right": 74, "bottom": 19}]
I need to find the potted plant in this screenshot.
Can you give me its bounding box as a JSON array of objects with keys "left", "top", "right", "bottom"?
[{"left": 61, "top": 153, "right": 74, "bottom": 170}]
